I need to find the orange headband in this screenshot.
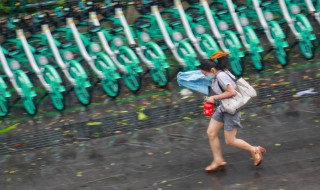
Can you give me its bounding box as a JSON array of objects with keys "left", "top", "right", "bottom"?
[{"left": 209, "top": 51, "right": 228, "bottom": 60}]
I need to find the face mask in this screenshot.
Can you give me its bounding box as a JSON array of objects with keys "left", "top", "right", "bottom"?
[{"left": 205, "top": 76, "right": 215, "bottom": 81}]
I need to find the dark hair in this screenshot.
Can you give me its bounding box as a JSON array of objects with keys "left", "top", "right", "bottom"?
[{"left": 199, "top": 57, "right": 228, "bottom": 72}]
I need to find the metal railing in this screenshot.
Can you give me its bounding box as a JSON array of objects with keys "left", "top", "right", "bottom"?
[{"left": 0, "top": 76, "right": 319, "bottom": 155}]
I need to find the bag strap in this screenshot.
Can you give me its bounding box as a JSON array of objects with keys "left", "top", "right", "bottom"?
[
  {"left": 215, "top": 70, "right": 237, "bottom": 93},
  {"left": 216, "top": 78, "right": 224, "bottom": 93},
  {"left": 224, "top": 71, "right": 237, "bottom": 82},
  {"left": 216, "top": 72, "right": 225, "bottom": 93},
  {"left": 208, "top": 86, "right": 213, "bottom": 96}
]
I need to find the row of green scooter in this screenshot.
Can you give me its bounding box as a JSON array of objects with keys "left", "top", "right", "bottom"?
[{"left": 0, "top": 0, "right": 318, "bottom": 116}]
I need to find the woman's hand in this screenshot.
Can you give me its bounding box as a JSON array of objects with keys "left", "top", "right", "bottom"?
[
  {"left": 204, "top": 96, "right": 217, "bottom": 103},
  {"left": 204, "top": 85, "right": 236, "bottom": 104}
]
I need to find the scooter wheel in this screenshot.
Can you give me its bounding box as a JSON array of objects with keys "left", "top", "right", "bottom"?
[
  {"left": 0, "top": 97, "right": 9, "bottom": 117},
  {"left": 74, "top": 86, "right": 91, "bottom": 106},
  {"left": 23, "top": 97, "right": 37, "bottom": 116},
  {"left": 299, "top": 40, "right": 315, "bottom": 60},
  {"left": 123, "top": 73, "right": 141, "bottom": 92},
  {"left": 275, "top": 47, "right": 289, "bottom": 66},
  {"left": 151, "top": 68, "right": 169, "bottom": 87},
  {"left": 101, "top": 78, "right": 121, "bottom": 98},
  {"left": 50, "top": 92, "right": 65, "bottom": 111}
]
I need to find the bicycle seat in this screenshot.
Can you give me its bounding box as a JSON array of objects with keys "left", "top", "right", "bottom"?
[
  {"left": 261, "top": 0, "right": 272, "bottom": 7},
  {"left": 137, "top": 21, "right": 151, "bottom": 29},
  {"left": 77, "top": 11, "right": 89, "bottom": 21},
  {"left": 101, "top": 6, "right": 115, "bottom": 17},
  {"left": 34, "top": 44, "right": 48, "bottom": 53},
  {"left": 30, "top": 23, "right": 42, "bottom": 33},
  {"left": 168, "top": 18, "right": 182, "bottom": 27},
  {"left": 4, "top": 29, "right": 16, "bottom": 38},
  {"left": 89, "top": 25, "right": 102, "bottom": 33},
  {"left": 53, "top": 16, "right": 66, "bottom": 28},
  {"left": 42, "top": 12, "right": 58, "bottom": 26},
  {"left": 137, "top": 4, "right": 152, "bottom": 14},
  {"left": 185, "top": 0, "right": 199, "bottom": 4},
  {"left": 7, "top": 48, "right": 20, "bottom": 56},
  {"left": 216, "top": 9, "right": 229, "bottom": 16},
  {"left": 14, "top": 18, "right": 29, "bottom": 29},
  {"left": 210, "top": 2, "right": 226, "bottom": 11},
  {"left": 110, "top": 26, "right": 124, "bottom": 33},
  {"left": 192, "top": 14, "right": 206, "bottom": 22},
  {"left": 235, "top": 4, "right": 248, "bottom": 12},
  {"left": 59, "top": 39, "right": 74, "bottom": 48},
  {"left": 160, "top": 0, "right": 174, "bottom": 8}
]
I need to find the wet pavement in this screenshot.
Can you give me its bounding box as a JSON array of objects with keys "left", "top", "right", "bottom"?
[{"left": 0, "top": 95, "right": 319, "bottom": 190}]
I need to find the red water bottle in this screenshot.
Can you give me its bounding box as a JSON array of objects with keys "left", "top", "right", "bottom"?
[{"left": 203, "top": 102, "right": 214, "bottom": 116}]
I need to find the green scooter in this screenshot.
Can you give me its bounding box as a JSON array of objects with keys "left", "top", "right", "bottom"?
[
  {"left": 27, "top": 24, "right": 93, "bottom": 105},
  {"left": 0, "top": 29, "right": 11, "bottom": 116},
  {"left": 75, "top": 2, "right": 144, "bottom": 92},
  {"left": 13, "top": 29, "right": 66, "bottom": 111},
  {"left": 212, "top": 0, "right": 265, "bottom": 71},
  {"left": 0, "top": 70, "right": 11, "bottom": 117},
  {"left": 186, "top": 0, "right": 245, "bottom": 75},
  {"left": 161, "top": 0, "right": 220, "bottom": 59},
  {"left": 0, "top": 21, "right": 37, "bottom": 115},
  {"left": 72, "top": 14, "right": 142, "bottom": 92},
  {"left": 303, "top": 0, "right": 320, "bottom": 24},
  {"left": 279, "top": 0, "right": 316, "bottom": 59},
  {"left": 27, "top": 12, "right": 92, "bottom": 105},
  {"left": 252, "top": 0, "right": 289, "bottom": 66},
  {"left": 112, "top": 7, "right": 170, "bottom": 87},
  {"left": 2, "top": 27, "right": 65, "bottom": 113},
  {"left": 52, "top": 7, "right": 121, "bottom": 97},
  {"left": 0, "top": 44, "right": 38, "bottom": 116},
  {"left": 135, "top": 5, "right": 200, "bottom": 71}
]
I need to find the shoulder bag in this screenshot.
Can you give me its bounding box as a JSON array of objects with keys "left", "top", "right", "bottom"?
[{"left": 216, "top": 72, "right": 257, "bottom": 115}]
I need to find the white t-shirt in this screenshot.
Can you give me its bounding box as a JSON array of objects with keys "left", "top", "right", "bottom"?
[{"left": 211, "top": 70, "right": 236, "bottom": 95}]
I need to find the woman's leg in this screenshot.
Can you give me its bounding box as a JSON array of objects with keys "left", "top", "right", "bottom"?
[
  {"left": 224, "top": 128, "right": 266, "bottom": 166},
  {"left": 224, "top": 128, "right": 255, "bottom": 152},
  {"left": 206, "top": 118, "right": 225, "bottom": 165}
]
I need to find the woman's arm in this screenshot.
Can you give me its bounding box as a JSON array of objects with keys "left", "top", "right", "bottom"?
[{"left": 206, "top": 84, "right": 236, "bottom": 103}]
